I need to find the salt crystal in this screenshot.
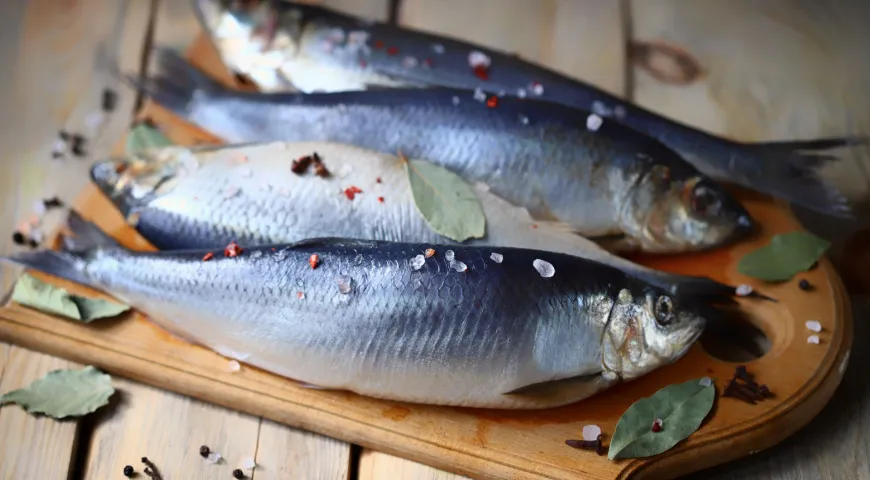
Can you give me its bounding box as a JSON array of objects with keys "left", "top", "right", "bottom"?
[
  {"left": 326, "top": 28, "right": 345, "bottom": 43},
  {"left": 432, "top": 43, "right": 445, "bottom": 54},
  {"left": 582, "top": 424, "right": 601, "bottom": 441},
  {"left": 337, "top": 275, "right": 353, "bottom": 294},
  {"left": 530, "top": 82, "right": 544, "bottom": 96},
  {"left": 805, "top": 320, "right": 822, "bottom": 332},
  {"left": 227, "top": 360, "right": 241, "bottom": 372},
  {"left": 807, "top": 335, "right": 820, "bottom": 344},
  {"left": 468, "top": 51, "right": 491, "bottom": 68},
  {"left": 445, "top": 250, "right": 455, "bottom": 262},
  {"left": 591, "top": 100, "right": 611, "bottom": 117},
  {"left": 490, "top": 252, "right": 503, "bottom": 263},
  {"left": 451, "top": 261, "right": 468, "bottom": 273},
  {"left": 699, "top": 376, "right": 713, "bottom": 387},
  {"left": 409, "top": 254, "right": 426, "bottom": 271},
  {"left": 32, "top": 200, "right": 47, "bottom": 217},
  {"left": 30, "top": 229, "right": 44, "bottom": 244},
  {"left": 533, "top": 259, "right": 555, "bottom": 278},
  {"left": 251, "top": 250, "right": 263, "bottom": 259},
  {"left": 586, "top": 113, "right": 603, "bottom": 132},
  {"left": 238, "top": 168, "right": 253, "bottom": 178},
  {"left": 297, "top": 291, "right": 305, "bottom": 300},
  {"left": 451, "top": 96, "right": 461, "bottom": 106},
  {"left": 84, "top": 111, "right": 106, "bottom": 132},
  {"left": 52, "top": 139, "right": 66, "bottom": 153},
  {"left": 348, "top": 30, "right": 369, "bottom": 44},
  {"left": 473, "top": 87, "right": 487, "bottom": 102},
  {"left": 614, "top": 105, "right": 627, "bottom": 119},
  {"left": 336, "top": 163, "right": 354, "bottom": 178},
  {"left": 735, "top": 284, "right": 753, "bottom": 296},
  {"left": 402, "top": 56, "right": 418, "bottom": 68},
  {"left": 239, "top": 456, "right": 257, "bottom": 470},
  {"left": 516, "top": 88, "right": 527, "bottom": 98},
  {"left": 206, "top": 452, "right": 223, "bottom": 464},
  {"left": 518, "top": 114, "right": 529, "bottom": 125}
]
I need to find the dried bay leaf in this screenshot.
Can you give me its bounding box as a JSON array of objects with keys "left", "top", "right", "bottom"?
[
  {"left": 0, "top": 366, "right": 115, "bottom": 419},
  {"left": 737, "top": 231, "right": 830, "bottom": 282},
  {"left": 125, "top": 120, "right": 174, "bottom": 154},
  {"left": 12, "top": 273, "right": 129, "bottom": 322},
  {"left": 608, "top": 378, "right": 715, "bottom": 460},
  {"left": 403, "top": 154, "right": 485, "bottom": 242}
]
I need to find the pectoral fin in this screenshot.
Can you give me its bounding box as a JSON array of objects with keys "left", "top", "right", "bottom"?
[{"left": 503, "top": 373, "right": 607, "bottom": 402}]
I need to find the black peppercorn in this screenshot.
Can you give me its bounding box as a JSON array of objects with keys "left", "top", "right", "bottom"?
[
  {"left": 102, "top": 88, "right": 118, "bottom": 112},
  {"left": 199, "top": 445, "right": 210, "bottom": 458},
  {"left": 12, "top": 231, "right": 25, "bottom": 245},
  {"left": 798, "top": 279, "right": 812, "bottom": 291},
  {"left": 232, "top": 468, "right": 245, "bottom": 479},
  {"left": 123, "top": 465, "right": 135, "bottom": 477},
  {"left": 28, "top": 238, "right": 39, "bottom": 248}
]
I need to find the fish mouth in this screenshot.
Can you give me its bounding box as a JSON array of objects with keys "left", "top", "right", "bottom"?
[{"left": 89, "top": 158, "right": 136, "bottom": 218}]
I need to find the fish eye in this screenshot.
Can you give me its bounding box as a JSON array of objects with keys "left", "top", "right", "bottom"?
[
  {"left": 690, "top": 184, "right": 722, "bottom": 217},
  {"left": 654, "top": 295, "right": 674, "bottom": 325}
]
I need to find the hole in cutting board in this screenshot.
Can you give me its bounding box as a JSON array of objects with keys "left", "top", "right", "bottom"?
[{"left": 699, "top": 310, "right": 772, "bottom": 362}]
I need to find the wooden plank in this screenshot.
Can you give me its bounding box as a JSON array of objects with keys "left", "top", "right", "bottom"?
[
  {"left": 397, "top": 0, "right": 627, "bottom": 96},
  {"left": 0, "top": 344, "right": 81, "bottom": 480},
  {"left": 255, "top": 420, "right": 352, "bottom": 480},
  {"left": 629, "top": 2, "right": 870, "bottom": 479},
  {"left": 359, "top": 450, "right": 469, "bottom": 480}
]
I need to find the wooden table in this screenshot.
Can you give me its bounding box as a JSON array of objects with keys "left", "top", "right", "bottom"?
[{"left": 1, "top": 1, "right": 869, "bottom": 478}]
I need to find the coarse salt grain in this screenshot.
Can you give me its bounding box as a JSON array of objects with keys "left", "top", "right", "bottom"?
[
  {"left": 582, "top": 424, "right": 601, "bottom": 441},
  {"left": 227, "top": 360, "right": 241, "bottom": 372},
  {"left": 699, "top": 376, "right": 713, "bottom": 387},
  {"left": 206, "top": 452, "right": 223, "bottom": 464},
  {"left": 586, "top": 113, "right": 603, "bottom": 132},
  {"left": 805, "top": 320, "right": 822, "bottom": 332},
  {"left": 432, "top": 43, "right": 445, "bottom": 54},
  {"left": 473, "top": 87, "right": 487, "bottom": 102},
  {"left": 240, "top": 456, "right": 257, "bottom": 470},
  {"left": 468, "top": 50, "right": 491, "bottom": 68},
  {"left": 451, "top": 96, "right": 461, "bottom": 106},
  {"left": 807, "top": 335, "right": 820, "bottom": 344},
  {"left": 735, "top": 284, "right": 753, "bottom": 296},
  {"left": 490, "top": 252, "right": 503, "bottom": 263},
  {"left": 530, "top": 82, "right": 544, "bottom": 95},
  {"left": 533, "top": 259, "right": 555, "bottom": 278}
]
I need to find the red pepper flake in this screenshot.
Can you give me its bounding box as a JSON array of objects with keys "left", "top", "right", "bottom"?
[
  {"left": 309, "top": 254, "right": 319, "bottom": 269},
  {"left": 376, "top": 177, "right": 382, "bottom": 183},
  {"left": 374, "top": 40, "right": 384, "bottom": 49},
  {"left": 224, "top": 241, "right": 243, "bottom": 257},
  {"left": 532, "top": 224, "right": 538, "bottom": 229},
  {"left": 115, "top": 163, "right": 128, "bottom": 174},
  {"left": 378, "top": 196, "right": 384, "bottom": 203},
  {"left": 386, "top": 46, "right": 399, "bottom": 56},
  {"left": 344, "top": 185, "right": 363, "bottom": 200},
  {"left": 423, "top": 58, "right": 433, "bottom": 68},
  {"left": 202, "top": 252, "right": 215, "bottom": 262},
  {"left": 651, "top": 418, "right": 663, "bottom": 433},
  {"left": 485, "top": 96, "right": 498, "bottom": 108},
  {"left": 297, "top": 291, "right": 305, "bottom": 299},
  {"left": 424, "top": 248, "right": 435, "bottom": 258},
  {"left": 473, "top": 65, "right": 489, "bottom": 80}
]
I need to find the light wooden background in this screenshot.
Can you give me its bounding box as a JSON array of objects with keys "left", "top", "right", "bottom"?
[{"left": 1, "top": 1, "right": 869, "bottom": 479}]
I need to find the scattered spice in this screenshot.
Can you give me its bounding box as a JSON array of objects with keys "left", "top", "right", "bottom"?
[
  {"left": 58, "top": 130, "right": 71, "bottom": 141},
  {"left": 565, "top": 434, "right": 606, "bottom": 455},
  {"left": 374, "top": 40, "right": 384, "bottom": 49},
  {"left": 202, "top": 252, "right": 215, "bottom": 262},
  {"left": 424, "top": 248, "right": 436, "bottom": 258},
  {"left": 386, "top": 46, "right": 399, "bottom": 55},
  {"left": 376, "top": 177, "right": 382, "bottom": 183},
  {"left": 723, "top": 365, "right": 774, "bottom": 404},
  {"left": 309, "top": 254, "right": 320, "bottom": 269},
  {"left": 530, "top": 81, "right": 544, "bottom": 96},
  {"left": 28, "top": 238, "right": 39, "bottom": 248},
  {"left": 485, "top": 96, "right": 498, "bottom": 108},
  {"left": 102, "top": 88, "right": 118, "bottom": 112},
  {"left": 735, "top": 284, "right": 753, "bottom": 296},
  {"left": 199, "top": 445, "right": 210, "bottom": 458},
  {"left": 378, "top": 196, "right": 385, "bottom": 203},
  {"left": 651, "top": 418, "right": 663, "bottom": 432},
  {"left": 224, "top": 241, "right": 243, "bottom": 258},
  {"left": 141, "top": 456, "right": 163, "bottom": 480},
  {"left": 798, "top": 279, "right": 813, "bottom": 291},
  {"left": 344, "top": 185, "right": 363, "bottom": 200},
  {"left": 233, "top": 468, "right": 245, "bottom": 479},
  {"left": 291, "top": 154, "right": 313, "bottom": 174},
  {"left": 532, "top": 224, "right": 538, "bottom": 229},
  {"left": 12, "top": 231, "right": 25, "bottom": 246},
  {"left": 123, "top": 465, "right": 135, "bottom": 477},
  {"left": 70, "top": 134, "right": 87, "bottom": 157},
  {"left": 227, "top": 360, "right": 241, "bottom": 373},
  {"left": 472, "top": 65, "right": 489, "bottom": 80},
  {"left": 807, "top": 335, "right": 820, "bottom": 344},
  {"left": 297, "top": 291, "right": 305, "bottom": 299},
  {"left": 43, "top": 196, "right": 64, "bottom": 209},
  {"left": 312, "top": 153, "right": 330, "bottom": 177}
]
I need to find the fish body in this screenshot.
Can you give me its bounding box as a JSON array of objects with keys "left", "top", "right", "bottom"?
[
  {"left": 192, "top": 0, "right": 865, "bottom": 217},
  {"left": 3, "top": 213, "right": 707, "bottom": 409},
  {"left": 91, "top": 140, "right": 754, "bottom": 299},
  {"left": 131, "top": 48, "right": 755, "bottom": 254}
]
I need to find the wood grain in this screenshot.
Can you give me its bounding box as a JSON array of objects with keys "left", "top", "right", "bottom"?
[
  {"left": 0, "top": 346, "right": 82, "bottom": 480},
  {"left": 255, "top": 420, "right": 352, "bottom": 480},
  {"left": 359, "top": 449, "right": 469, "bottom": 480}
]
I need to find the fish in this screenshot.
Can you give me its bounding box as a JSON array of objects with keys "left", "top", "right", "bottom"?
[
  {"left": 2, "top": 210, "right": 711, "bottom": 409},
  {"left": 126, "top": 48, "right": 756, "bottom": 255},
  {"left": 190, "top": 0, "right": 866, "bottom": 217},
  {"left": 90, "top": 140, "right": 771, "bottom": 301}
]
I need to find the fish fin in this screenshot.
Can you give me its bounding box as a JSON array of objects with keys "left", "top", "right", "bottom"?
[
  {"left": 123, "top": 47, "right": 227, "bottom": 117},
  {"left": 585, "top": 233, "right": 636, "bottom": 253},
  {"left": 536, "top": 220, "right": 582, "bottom": 235},
  {"left": 283, "top": 237, "right": 382, "bottom": 250},
  {"left": 503, "top": 374, "right": 605, "bottom": 400},
  {"left": 294, "top": 381, "right": 335, "bottom": 391},
  {"left": 62, "top": 210, "right": 121, "bottom": 252}
]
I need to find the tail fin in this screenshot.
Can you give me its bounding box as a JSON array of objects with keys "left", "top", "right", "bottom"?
[
  {"left": 638, "top": 269, "right": 776, "bottom": 305},
  {"left": 741, "top": 136, "right": 868, "bottom": 217},
  {"left": 1, "top": 210, "right": 121, "bottom": 289},
  {"left": 123, "top": 47, "right": 227, "bottom": 117}
]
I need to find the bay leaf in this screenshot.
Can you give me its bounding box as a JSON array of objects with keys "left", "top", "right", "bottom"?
[
  {"left": 403, "top": 155, "right": 485, "bottom": 242},
  {"left": 0, "top": 366, "right": 115, "bottom": 419},
  {"left": 607, "top": 378, "right": 715, "bottom": 461},
  {"left": 737, "top": 231, "right": 831, "bottom": 282},
  {"left": 11, "top": 273, "right": 129, "bottom": 322},
  {"left": 125, "top": 121, "right": 174, "bottom": 154}
]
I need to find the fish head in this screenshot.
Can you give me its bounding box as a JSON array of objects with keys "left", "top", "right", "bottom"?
[
  {"left": 193, "top": 0, "right": 302, "bottom": 85},
  {"left": 625, "top": 165, "right": 756, "bottom": 252},
  {"left": 603, "top": 287, "right": 706, "bottom": 380}
]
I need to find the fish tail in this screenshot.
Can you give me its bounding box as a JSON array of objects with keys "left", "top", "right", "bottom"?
[
  {"left": 740, "top": 137, "right": 868, "bottom": 217},
  {"left": 1, "top": 210, "right": 122, "bottom": 289},
  {"left": 125, "top": 46, "right": 227, "bottom": 116}
]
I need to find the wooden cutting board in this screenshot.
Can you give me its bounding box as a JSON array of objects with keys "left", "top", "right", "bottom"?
[{"left": 0, "top": 36, "right": 853, "bottom": 480}]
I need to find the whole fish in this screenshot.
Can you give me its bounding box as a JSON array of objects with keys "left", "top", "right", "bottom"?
[
  {"left": 191, "top": 0, "right": 865, "bottom": 217},
  {"left": 3, "top": 211, "right": 710, "bottom": 409},
  {"left": 128, "top": 48, "right": 756, "bottom": 255},
  {"left": 90, "top": 140, "right": 766, "bottom": 300}
]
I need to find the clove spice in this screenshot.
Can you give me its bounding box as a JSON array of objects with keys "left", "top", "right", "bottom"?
[
  {"left": 199, "top": 445, "right": 210, "bottom": 458},
  {"left": 141, "top": 457, "right": 163, "bottom": 480},
  {"left": 565, "top": 434, "right": 606, "bottom": 456},
  {"left": 123, "top": 465, "right": 135, "bottom": 477},
  {"left": 723, "top": 365, "right": 774, "bottom": 404},
  {"left": 312, "top": 153, "right": 330, "bottom": 177}
]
